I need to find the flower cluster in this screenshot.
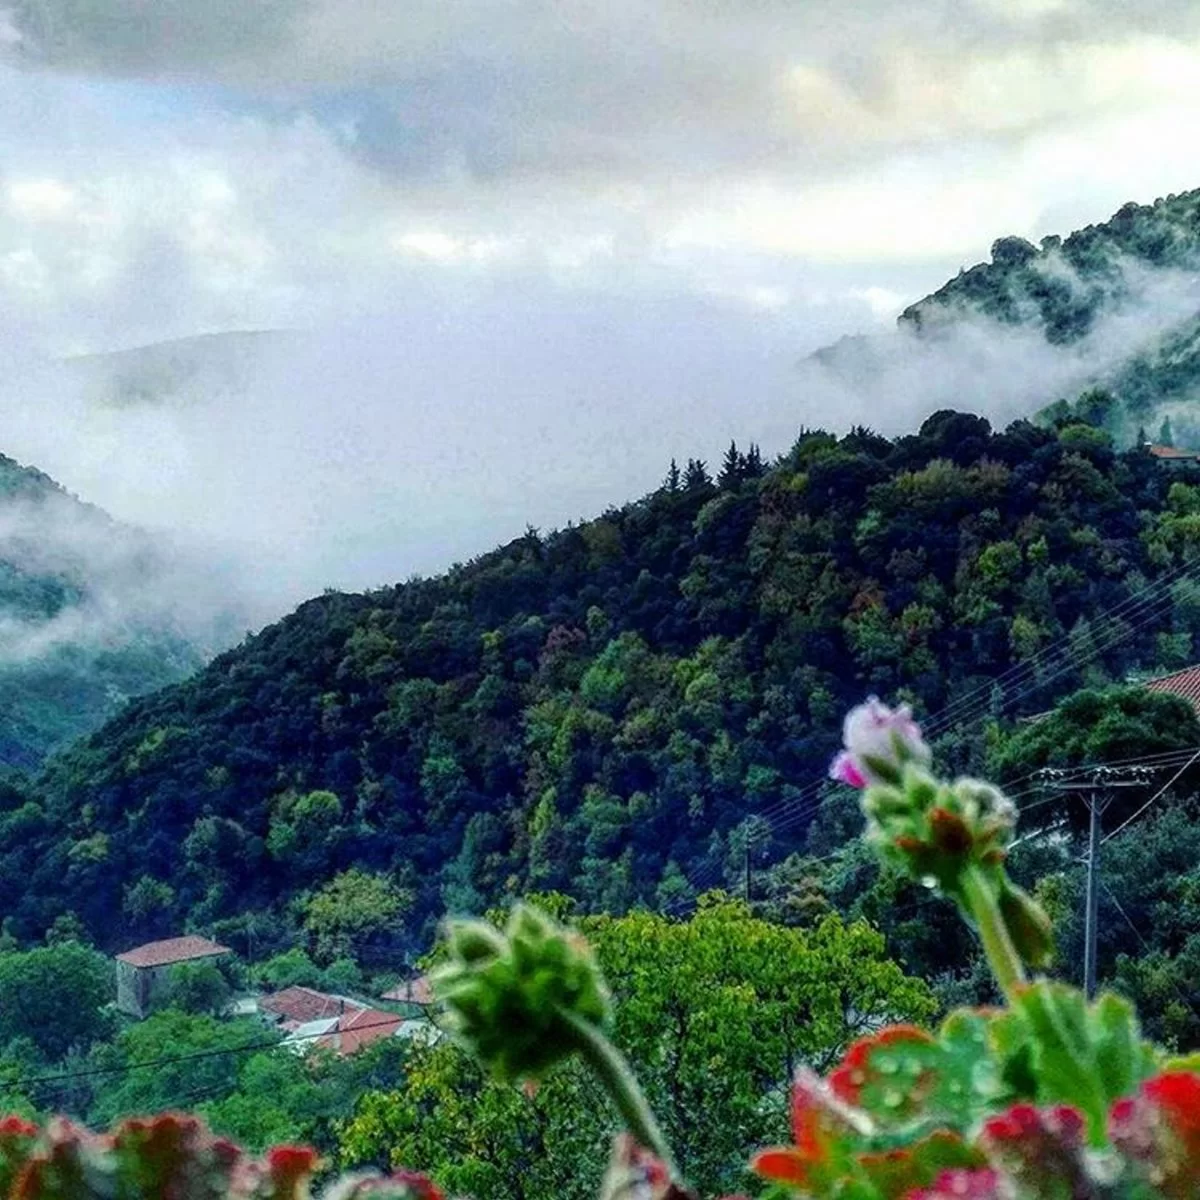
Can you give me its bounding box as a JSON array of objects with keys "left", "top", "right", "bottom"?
[
  {"left": 832, "top": 698, "right": 1052, "bottom": 984},
  {"left": 829, "top": 697, "right": 931, "bottom": 790},
  {"left": 0, "top": 1114, "right": 441, "bottom": 1200},
  {"left": 750, "top": 1015, "right": 1200, "bottom": 1198}
]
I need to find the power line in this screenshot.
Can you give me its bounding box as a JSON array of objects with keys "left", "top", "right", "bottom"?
[
  {"left": 753, "top": 559, "right": 1193, "bottom": 842},
  {"left": 1102, "top": 749, "right": 1200, "bottom": 844},
  {"left": 4, "top": 1013, "right": 415, "bottom": 1098},
  {"left": 664, "top": 743, "right": 1200, "bottom": 916}
]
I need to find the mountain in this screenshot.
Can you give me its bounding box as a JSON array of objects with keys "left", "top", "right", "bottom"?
[
  {"left": 15, "top": 188, "right": 1200, "bottom": 954},
  {"left": 0, "top": 453, "right": 245, "bottom": 768},
  {"left": 898, "top": 189, "right": 1200, "bottom": 442},
  {"left": 7, "top": 410, "right": 1200, "bottom": 957},
  {"left": 56, "top": 330, "right": 294, "bottom": 410}
]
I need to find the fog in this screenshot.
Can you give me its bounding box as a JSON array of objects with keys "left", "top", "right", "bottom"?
[
  {"left": 0, "top": 483, "right": 249, "bottom": 667},
  {"left": 0, "top": 249, "right": 1197, "bottom": 642}
]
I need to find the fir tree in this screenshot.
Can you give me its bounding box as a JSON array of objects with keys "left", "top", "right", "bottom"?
[
  {"left": 684, "top": 458, "right": 711, "bottom": 491},
  {"left": 1160, "top": 416, "right": 1175, "bottom": 447},
  {"left": 663, "top": 458, "right": 681, "bottom": 493},
  {"left": 718, "top": 441, "right": 744, "bottom": 489}
]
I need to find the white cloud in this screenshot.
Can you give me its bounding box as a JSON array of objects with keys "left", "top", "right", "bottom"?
[
  {"left": 1, "top": 3, "right": 1200, "bottom": 609},
  {"left": 7, "top": 176, "right": 74, "bottom": 217}
]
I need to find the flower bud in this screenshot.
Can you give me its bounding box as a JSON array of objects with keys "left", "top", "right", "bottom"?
[
  {"left": 830, "top": 697, "right": 932, "bottom": 789},
  {"left": 432, "top": 902, "right": 612, "bottom": 1084}
]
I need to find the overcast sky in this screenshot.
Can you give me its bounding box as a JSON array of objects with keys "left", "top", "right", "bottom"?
[{"left": 4, "top": 2, "right": 1200, "bottom": 606}]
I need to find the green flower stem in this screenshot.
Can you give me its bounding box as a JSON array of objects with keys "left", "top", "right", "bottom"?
[
  {"left": 560, "top": 1008, "right": 680, "bottom": 1182},
  {"left": 961, "top": 865, "right": 1027, "bottom": 1001}
]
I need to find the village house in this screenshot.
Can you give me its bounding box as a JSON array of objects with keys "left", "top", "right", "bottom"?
[
  {"left": 257, "top": 984, "right": 415, "bottom": 1056},
  {"left": 1141, "top": 663, "right": 1200, "bottom": 712},
  {"left": 115, "top": 935, "right": 232, "bottom": 1019},
  {"left": 1146, "top": 443, "right": 1200, "bottom": 467}
]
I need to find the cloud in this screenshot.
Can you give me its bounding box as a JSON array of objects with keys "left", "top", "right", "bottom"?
[
  {"left": 3, "top": 0, "right": 302, "bottom": 76},
  {"left": 8, "top": 2, "right": 1200, "bottom": 184},
  {"left": 4, "top": 1, "right": 1200, "bottom": 627}
]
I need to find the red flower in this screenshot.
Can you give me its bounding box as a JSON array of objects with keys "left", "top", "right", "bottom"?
[
  {"left": 389, "top": 1170, "right": 444, "bottom": 1200},
  {"left": 751, "top": 1073, "right": 849, "bottom": 1188},
  {"left": 267, "top": 1144, "right": 319, "bottom": 1197},
  {"left": 1110, "top": 1071, "right": 1200, "bottom": 1198},
  {"left": 979, "top": 1103, "right": 1090, "bottom": 1194}
]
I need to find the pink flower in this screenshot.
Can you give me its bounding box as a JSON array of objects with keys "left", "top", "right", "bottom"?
[
  {"left": 830, "top": 697, "right": 931, "bottom": 788},
  {"left": 830, "top": 751, "right": 868, "bottom": 789}
]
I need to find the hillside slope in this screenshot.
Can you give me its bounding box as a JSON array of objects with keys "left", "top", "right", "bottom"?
[
  {"left": 10, "top": 413, "right": 1200, "bottom": 955},
  {"left": 0, "top": 453, "right": 234, "bottom": 768}
]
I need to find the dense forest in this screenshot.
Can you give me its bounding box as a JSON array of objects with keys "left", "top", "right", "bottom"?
[{"left": 3, "top": 409, "right": 1199, "bottom": 967}]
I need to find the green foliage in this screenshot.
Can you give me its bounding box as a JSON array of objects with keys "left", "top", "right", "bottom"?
[
  {"left": 154, "top": 961, "right": 232, "bottom": 1017},
  {"left": 88, "top": 1012, "right": 265, "bottom": 1127},
  {"left": 990, "top": 686, "right": 1200, "bottom": 828},
  {"left": 342, "top": 901, "right": 934, "bottom": 1199},
  {"left": 0, "top": 942, "right": 112, "bottom": 1060},
  {"left": 302, "top": 870, "right": 414, "bottom": 963},
  {"left": 8, "top": 406, "right": 1200, "bottom": 955}
]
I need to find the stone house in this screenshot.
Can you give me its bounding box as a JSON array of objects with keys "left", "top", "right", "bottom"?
[{"left": 115, "top": 935, "right": 232, "bottom": 1018}]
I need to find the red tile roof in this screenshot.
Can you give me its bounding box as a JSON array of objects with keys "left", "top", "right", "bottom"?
[
  {"left": 335, "top": 1007, "right": 404, "bottom": 1055},
  {"left": 1143, "top": 664, "right": 1200, "bottom": 712},
  {"left": 260, "top": 986, "right": 350, "bottom": 1029},
  {"left": 116, "top": 935, "right": 231, "bottom": 969},
  {"left": 1148, "top": 444, "right": 1200, "bottom": 460},
  {"left": 381, "top": 975, "right": 435, "bottom": 1006}
]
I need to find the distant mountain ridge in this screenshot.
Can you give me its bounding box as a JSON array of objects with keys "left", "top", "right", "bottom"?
[{"left": 56, "top": 329, "right": 295, "bottom": 409}]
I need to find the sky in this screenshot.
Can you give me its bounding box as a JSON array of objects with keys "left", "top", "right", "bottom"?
[{"left": 4, "top": 1, "right": 1200, "bottom": 609}]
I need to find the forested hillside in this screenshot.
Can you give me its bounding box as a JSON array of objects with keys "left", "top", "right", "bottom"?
[
  {"left": 899, "top": 188, "right": 1200, "bottom": 443},
  {"left": 0, "top": 454, "right": 211, "bottom": 768},
  {"left": 8, "top": 411, "right": 1200, "bottom": 959}
]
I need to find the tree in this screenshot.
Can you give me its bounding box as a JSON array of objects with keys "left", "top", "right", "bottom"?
[
  {"left": 683, "top": 458, "right": 710, "bottom": 491},
  {"left": 339, "top": 900, "right": 934, "bottom": 1199},
  {"left": 0, "top": 942, "right": 112, "bottom": 1060},
  {"left": 1160, "top": 415, "right": 1175, "bottom": 446},
  {"left": 255, "top": 947, "right": 326, "bottom": 991},
  {"left": 718, "top": 441, "right": 743, "bottom": 490},
  {"left": 662, "top": 459, "right": 681, "bottom": 493},
  {"left": 302, "top": 869, "right": 414, "bottom": 963},
  {"left": 89, "top": 1012, "right": 267, "bottom": 1127},
  {"left": 155, "top": 961, "right": 232, "bottom": 1016}
]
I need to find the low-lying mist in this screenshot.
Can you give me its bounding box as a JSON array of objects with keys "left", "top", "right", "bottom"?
[{"left": 0, "top": 255, "right": 1197, "bottom": 640}]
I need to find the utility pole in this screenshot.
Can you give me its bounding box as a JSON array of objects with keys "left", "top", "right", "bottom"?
[
  {"left": 1083, "top": 792, "right": 1107, "bottom": 1001},
  {"left": 1040, "top": 767, "right": 1149, "bottom": 1000}
]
